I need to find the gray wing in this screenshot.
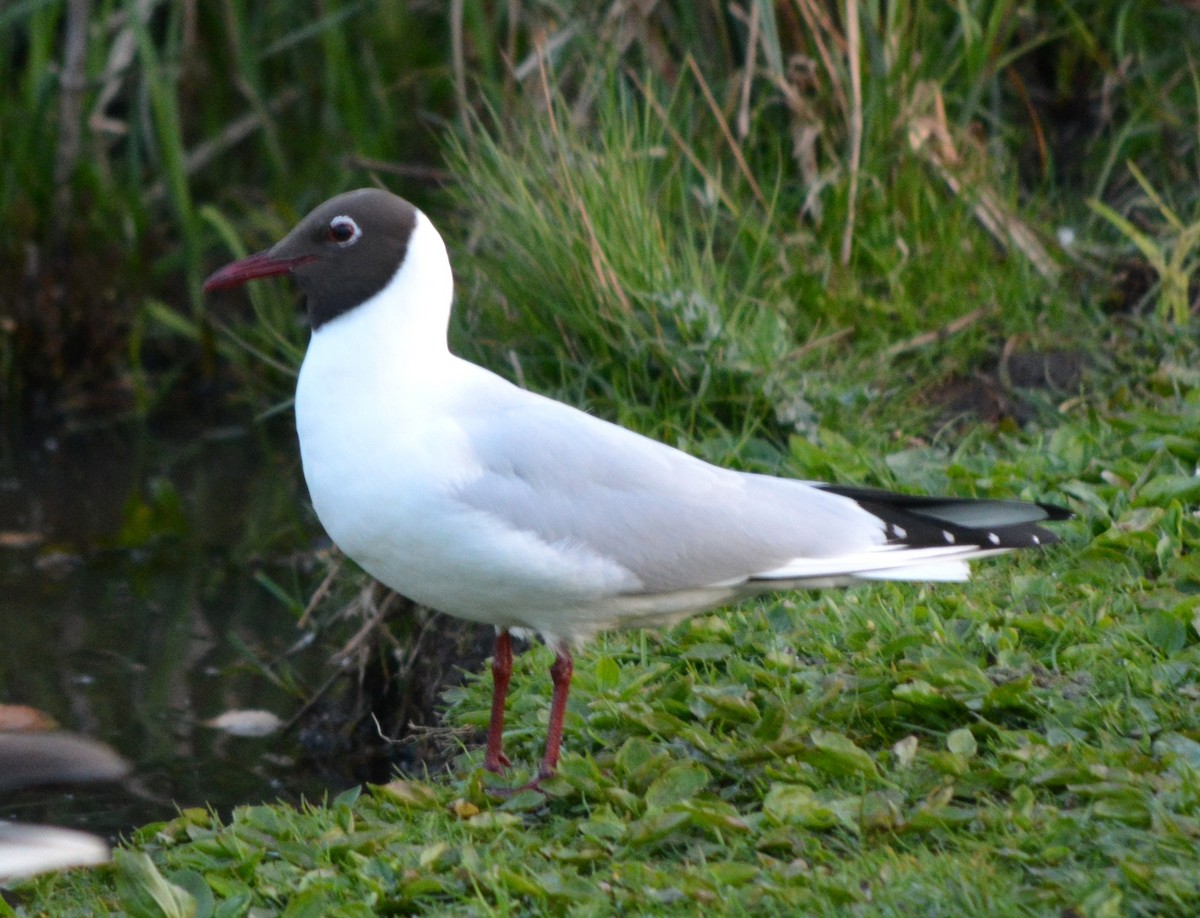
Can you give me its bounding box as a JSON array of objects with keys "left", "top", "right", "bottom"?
[{"left": 449, "top": 386, "right": 888, "bottom": 594}]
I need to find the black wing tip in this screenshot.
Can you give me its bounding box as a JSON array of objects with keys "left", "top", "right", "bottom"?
[
  {"left": 877, "top": 511, "right": 1062, "bottom": 551},
  {"left": 1036, "top": 502, "right": 1073, "bottom": 522},
  {"left": 816, "top": 485, "right": 1071, "bottom": 551},
  {"left": 817, "top": 484, "right": 1072, "bottom": 519}
]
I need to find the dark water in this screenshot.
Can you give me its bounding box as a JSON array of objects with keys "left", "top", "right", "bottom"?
[{"left": 0, "top": 416, "right": 342, "bottom": 839}]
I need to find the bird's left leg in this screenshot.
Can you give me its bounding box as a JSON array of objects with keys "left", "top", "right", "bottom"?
[{"left": 537, "top": 646, "right": 574, "bottom": 780}]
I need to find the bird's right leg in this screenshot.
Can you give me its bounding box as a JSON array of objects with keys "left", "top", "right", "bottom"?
[{"left": 482, "top": 629, "right": 513, "bottom": 772}]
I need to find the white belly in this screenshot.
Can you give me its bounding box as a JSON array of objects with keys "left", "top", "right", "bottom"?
[{"left": 294, "top": 345, "right": 642, "bottom": 644}]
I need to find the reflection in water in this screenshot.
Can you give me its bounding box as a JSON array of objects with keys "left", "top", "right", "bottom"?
[
  {"left": 0, "top": 418, "right": 336, "bottom": 839},
  {"left": 0, "top": 730, "right": 130, "bottom": 878}
]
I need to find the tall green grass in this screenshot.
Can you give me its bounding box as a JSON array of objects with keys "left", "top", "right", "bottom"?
[
  {"left": 442, "top": 12, "right": 1067, "bottom": 454},
  {"left": 4, "top": 1, "right": 1199, "bottom": 415},
  {"left": 0, "top": 0, "right": 452, "bottom": 410},
  {"left": 447, "top": 79, "right": 798, "bottom": 442}
]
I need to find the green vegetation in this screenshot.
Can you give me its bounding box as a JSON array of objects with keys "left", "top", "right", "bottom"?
[
  {"left": 5, "top": 0, "right": 1200, "bottom": 914},
  {"left": 14, "top": 367, "right": 1200, "bottom": 914}
]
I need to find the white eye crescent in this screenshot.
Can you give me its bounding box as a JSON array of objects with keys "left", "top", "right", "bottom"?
[{"left": 327, "top": 215, "right": 361, "bottom": 247}]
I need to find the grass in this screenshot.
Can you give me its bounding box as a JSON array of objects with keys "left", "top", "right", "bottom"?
[
  {"left": 0, "top": 0, "right": 453, "bottom": 411},
  {"left": 12, "top": 352, "right": 1200, "bottom": 914},
  {"left": 5, "top": 0, "right": 1200, "bottom": 914}
]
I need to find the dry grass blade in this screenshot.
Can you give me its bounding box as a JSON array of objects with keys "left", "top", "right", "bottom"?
[
  {"left": 90, "top": 0, "right": 167, "bottom": 135},
  {"left": 536, "top": 46, "right": 633, "bottom": 315},
  {"left": 685, "top": 55, "right": 768, "bottom": 211},
  {"left": 839, "top": 0, "right": 862, "bottom": 266},
  {"left": 625, "top": 68, "right": 739, "bottom": 215},
  {"left": 53, "top": 0, "right": 90, "bottom": 204},
  {"left": 1090, "top": 161, "right": 1200, "bottom": 324},
  {"left": 1005, "top": 66, "right": 1049, "bottom": 180},
  {"left": 511, "top": 21, "right": 583, "bottom": 82},
  {"left": 906, "top": 83, "right": 1060, "bottom": 282},
  {"left": 791, "top": 0, "right": 848, "bottom": 118},
  {"left": 450, "top": 0, "right": 469, "bottom": 129},
  {"left": 735, "top": 0, "right": 760, "bottom": 139}
]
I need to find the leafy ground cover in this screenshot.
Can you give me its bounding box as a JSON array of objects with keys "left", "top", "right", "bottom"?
[{"left": 14, "top": 350, "right": 1200, "bottom": 914}]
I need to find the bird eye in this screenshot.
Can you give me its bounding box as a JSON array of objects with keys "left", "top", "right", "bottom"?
[{"left": 327, "top": 215, "right": 361, "bottom": 247}]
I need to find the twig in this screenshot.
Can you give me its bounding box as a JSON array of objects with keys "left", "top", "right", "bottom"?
[
  {"left": 298, "top": 549, "right": 343, "bottom": 629},
  {"left": 281, "top": 667, "right": 346, "bottom": 734},
  {"left": 330, "top": 588, "right": 402, "bottom": 666},
  {"left": 392, "top": 719, "right": 475, "bottom": 752},
  {"left": 885, "top": 306, "right": 992, "bottom": 358},
  {"left": 341, "top": 155, "right": 455, "bottom": 185},
  {"left": 141, "top": 87, "right": 302, "bottom": 204},
  {"left": 781, "top": 325, "right": 854, "bottom": 362}
]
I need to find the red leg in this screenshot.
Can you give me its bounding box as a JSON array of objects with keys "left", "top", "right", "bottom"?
[
  {"left": 483, "top": 631, "right": 513, "bottom": 773},
  {"left": 538, "top": 648, "right": 574, "bottom": 779}
]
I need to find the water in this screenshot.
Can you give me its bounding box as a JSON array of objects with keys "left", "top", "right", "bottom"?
[{"left": 0, "top": 416, "right": 341, "bottom": 839}]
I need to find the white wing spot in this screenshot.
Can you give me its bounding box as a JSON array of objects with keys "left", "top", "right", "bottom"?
[
  {"left": 892, "top": 524, "right": 907, "bottom": 540},
  {"left": 1031, "top": 535, "right": 1040, "bottom": 545},
  {"left": 987, "top": 532, "right": 1001, "bottom": 545},
  {"left": 942, "top": 530, "right": 955, "bottom": 543}
]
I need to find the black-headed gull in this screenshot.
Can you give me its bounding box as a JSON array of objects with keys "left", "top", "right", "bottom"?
[{"left": 204, "top": 188, "right": 1067, "bottom": 786}]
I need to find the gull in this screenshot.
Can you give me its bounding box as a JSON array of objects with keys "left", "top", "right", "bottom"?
[{"left": 204, "top": 188, "right": 1067, "bottom": 785}]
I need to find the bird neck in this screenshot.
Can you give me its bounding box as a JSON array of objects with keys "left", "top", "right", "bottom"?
[{"left": 309, "top": 211, "right": 455, "bottom": 371}]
